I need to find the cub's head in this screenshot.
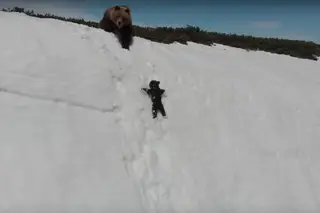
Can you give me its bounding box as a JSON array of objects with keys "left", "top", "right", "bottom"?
[{"left": 110, "top": 5, "right": 132, "bottom": 29}]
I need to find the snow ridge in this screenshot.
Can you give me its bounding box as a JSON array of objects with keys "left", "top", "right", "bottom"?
[
  {"left": 2, "top": 11, "right": 320, "bottom": 213},
  {"left": 0, "top": 86, "right": 118, "bottom": 113}
]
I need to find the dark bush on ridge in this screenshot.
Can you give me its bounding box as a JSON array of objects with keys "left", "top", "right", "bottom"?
[{"left": 2, "top": 7, "right": 319, "bottom": 61}]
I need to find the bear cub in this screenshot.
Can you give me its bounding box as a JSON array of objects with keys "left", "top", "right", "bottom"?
[{"left": 142, "top": 80, "right": 167, "bottom": 119}]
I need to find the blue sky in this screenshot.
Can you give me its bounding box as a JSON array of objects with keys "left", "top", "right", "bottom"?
[{"left": 1, "top": 0, "right": 319, "bottom": 43}]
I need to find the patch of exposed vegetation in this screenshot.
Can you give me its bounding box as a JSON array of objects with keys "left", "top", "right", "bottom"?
[{"left": 2, "top": 7, "right": 319, "bottom": 61}]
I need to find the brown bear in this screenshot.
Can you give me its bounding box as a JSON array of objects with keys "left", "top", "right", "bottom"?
[{"left": 99, "top": 5, "right": 134, "bottom": 50}]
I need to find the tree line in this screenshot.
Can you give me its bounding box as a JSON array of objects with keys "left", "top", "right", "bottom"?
[{"left": 2, "top": 6, "right": 319, "bottom": 61}]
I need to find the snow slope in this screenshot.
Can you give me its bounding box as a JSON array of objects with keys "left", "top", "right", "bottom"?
[{"left": 1, "top": 11, "right": 320, "bottom": 213}]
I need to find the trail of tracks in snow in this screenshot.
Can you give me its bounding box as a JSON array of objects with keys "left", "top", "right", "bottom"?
[
  {"left": 89, "top": 33, "right": 175, "bottom": 212},
  {"left": 113, "top": 55, "right": 173, "bottom": 213}
]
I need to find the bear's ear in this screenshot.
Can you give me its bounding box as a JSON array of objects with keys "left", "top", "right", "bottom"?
[
  {"left": 114, "top": 5, "right": 120, "bottom": 10},
  {"left": 125, "top": 7, "right": 130, "bottom": 13}
]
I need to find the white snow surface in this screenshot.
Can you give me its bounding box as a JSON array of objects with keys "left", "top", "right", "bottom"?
[{"left": 1, "top": 11, "right": 320, "bottom": 213}]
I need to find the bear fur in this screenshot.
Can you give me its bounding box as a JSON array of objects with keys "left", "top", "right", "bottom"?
[
  {"left": 141, "top": 80, "right": 167, "bottom": 119},
  {"left": 99, "top": 5, "right": 134, "bottom": 50}
]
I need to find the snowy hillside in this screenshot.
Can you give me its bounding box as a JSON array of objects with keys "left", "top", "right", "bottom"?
[{"left": 1, "top": 11, "right": 320, "bottom": 213}]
